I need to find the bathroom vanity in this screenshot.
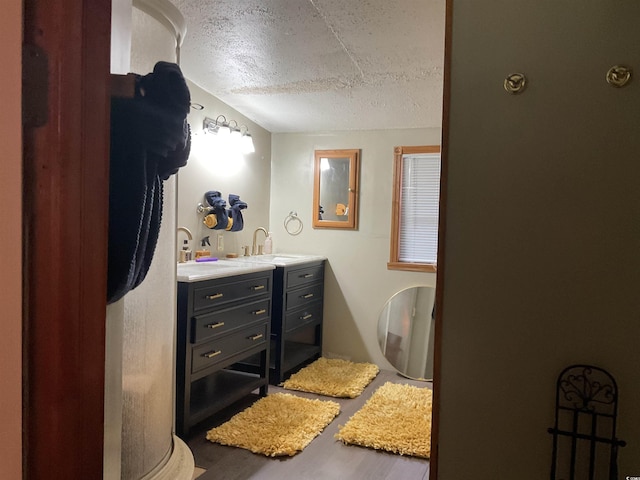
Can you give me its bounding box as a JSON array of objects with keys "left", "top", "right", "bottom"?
[
  {"left": 175, "top": 262, "right": 274, "bottom": 438},
  {"left": 231, "top": 255, "right": 326, "bottom": 384},
  {"left": 174, "top": 255, "right": 325, "bottom": 437},
  {"left": 269, "top": 259, "right": 325, "bottom": 383}
]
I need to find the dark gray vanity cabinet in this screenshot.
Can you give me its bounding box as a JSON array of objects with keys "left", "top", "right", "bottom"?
[
  {"left": 270, "top": 260, "right": 325, "bottom": 384},
  {"left": 175, "top": 270, "right": 272, "bottom": 438}
]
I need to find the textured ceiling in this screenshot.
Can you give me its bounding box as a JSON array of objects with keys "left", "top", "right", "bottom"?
[{"left": 172, "top": 0, "right": 445, "bottom": 133}]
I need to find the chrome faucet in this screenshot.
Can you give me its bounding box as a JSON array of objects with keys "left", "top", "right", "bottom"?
[{"left": 252, "top": 227, "right": 268, "bottom": 255}]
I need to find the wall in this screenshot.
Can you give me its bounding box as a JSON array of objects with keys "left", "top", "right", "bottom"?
[
  {"left": 176, "top": 82, "right": 272, "bottom": 256},
  {"left": 178, "top": 123, "right": 440, "bottom": 369},
  {"left": 270, "top": 129, "right": 439, "bottom": 368},
  {"left": 438, "top": 1, "right": 640, "bottom": 478},
  {"left": 0, "top": 0, "right": 22, "bottom": 477}
]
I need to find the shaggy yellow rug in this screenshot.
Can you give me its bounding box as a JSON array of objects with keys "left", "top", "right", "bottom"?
[
  {"left": 281, "top": 357, "right": 380, "bottom": 398},
  {"left": 335, "top": 382, "right": 432, "bottom": 458},
  {"left": 206, "top": 393, "right": 340, "bottom": 457}
]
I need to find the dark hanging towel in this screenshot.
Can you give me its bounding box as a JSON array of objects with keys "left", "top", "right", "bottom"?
[
  {"left": 228, "top": 194, "right": 247, "bottom": 231},
  {"left": 107, "top": 61, "right": 191, "bottom": 304},
  {"left": 203, "top": 190, "right": 229, "bottom": 230}
]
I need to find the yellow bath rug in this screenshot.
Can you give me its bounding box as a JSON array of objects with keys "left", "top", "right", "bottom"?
[
  {"left": 335, "top": 382, "right": 432, "bottom": 458},
  {"left": 206, "top": 393, "right": 340, "bottom": 457},
  {"left": 281, "top": 357, "right": 380, "bottom": 398}
]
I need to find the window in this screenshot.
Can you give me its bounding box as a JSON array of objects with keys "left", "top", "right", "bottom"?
[{"left": 388, "top": 145, "right": 441, "bottom": 272}]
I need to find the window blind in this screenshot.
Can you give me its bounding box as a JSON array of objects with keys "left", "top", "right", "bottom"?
[{"left": 399, "top": 152, "right": 441, "bottom": 263}]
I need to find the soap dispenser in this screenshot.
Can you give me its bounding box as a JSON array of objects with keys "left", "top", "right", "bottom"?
[
  {"left": 181, "top": 239, "right": 192, "bottom": 261},
  {"left": 264, "top": 232, "right": 273, "bottom": 254}
]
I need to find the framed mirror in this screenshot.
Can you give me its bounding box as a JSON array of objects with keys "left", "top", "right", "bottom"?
[
  {"left": 377, "top": 286, "right": 435, "bottom": 381},
  {"left": 312, "top": 149, "right": 360, "bottom": 229}
]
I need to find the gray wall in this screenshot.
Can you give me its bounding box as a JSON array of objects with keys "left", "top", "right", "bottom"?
[
  {"left": 176, "top": 81, "right": 272, "bottom": 258},
  {"left": 270, "top": 130, "right": 439, "bottom": 367},
  {"left": 438, "top": 1, "right": 640, "bottom": 477},
  {"left": 175, "top": 84, "right": 440, "bottom": 370}
]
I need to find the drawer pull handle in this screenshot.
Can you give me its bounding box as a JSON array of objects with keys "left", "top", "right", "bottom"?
[
  {"left": 252, "top": 285, "right": 266, "bottom": 291},
  {"left": 206, "top": 293, "right": 223, "bottom": 300},
  {"left": 206, "top": 322, "right": 225, "bottom": 329},
  {"left": 301, "top": 293, "right": 314, "bottom": 299},
  {"left": 203, "top": 350, "right": 221, "bottom": 359},
  {"left": 300, "top": 314, "right": 313, "bottom": 320},
  {"left": 253, "top": 309, "right": 267, "bottom": 315},
  {"left": 249, "top": 333, "right": 263, "bottom": 341},
  {"left": 302, "top": 273, "right": 314, "bottom": 278}
]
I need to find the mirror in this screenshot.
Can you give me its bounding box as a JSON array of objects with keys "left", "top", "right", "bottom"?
[
  {"left": 377, "top": 286, "right": 435, "bottom": 381},
  {"left": 312, "top": 149, "right": 360, "bottom": 229}
]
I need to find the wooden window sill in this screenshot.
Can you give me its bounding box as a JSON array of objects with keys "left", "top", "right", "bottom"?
[{"left": 387, "top": 262, "right": 437, "bottom": 273}]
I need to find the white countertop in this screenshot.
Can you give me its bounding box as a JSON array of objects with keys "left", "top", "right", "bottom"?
[
  {"left": 227, "top": 253, "right": 326, "bottom": 267},
  {"left": 176, "top": 253, "right": 326, "bottom": 282},
  {"left": 176, "top": 259, "right": 275, "bottom": 282}
]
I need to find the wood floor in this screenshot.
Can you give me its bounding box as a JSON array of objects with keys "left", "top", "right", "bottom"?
[{"left": 185, "top": 370, "right": 431, "bottom": 480}]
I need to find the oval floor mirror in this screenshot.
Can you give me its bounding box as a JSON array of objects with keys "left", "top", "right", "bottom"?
[{"left": 377, "top": 286, "right": 435, "bottom": 381}]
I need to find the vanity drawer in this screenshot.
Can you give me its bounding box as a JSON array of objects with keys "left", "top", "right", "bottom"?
[
  {"left": 286, "top": 263, "right": 324, "bottom": 289},
  {"left": 193, "top": 275, "right": 271, "bottom": 312},
  {"left": 284, "top": 300, "right": 323, "bottom": 333},
  {"left": 191, "top": 322, "right": 269, "bottom": 374},
  {"left": 285, "top": 283, "right": 324, "bottom": 311},
  {"left": 192, "top": 298, "right": 271, "bottom": 344}
]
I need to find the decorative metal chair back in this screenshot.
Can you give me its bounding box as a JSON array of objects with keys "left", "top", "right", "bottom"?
[{"left": 548, "top": 365, "right": 626, "bottom": 480}]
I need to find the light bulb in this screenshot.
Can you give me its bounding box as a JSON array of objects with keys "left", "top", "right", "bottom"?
[
  {"left": 230, "top": 129, "right": 242, "bottom": 145},
  {"left": 241, "top": 134, "right": 255, "bottom": 154}
]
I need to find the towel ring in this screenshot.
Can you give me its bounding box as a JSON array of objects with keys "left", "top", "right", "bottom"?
[{"left": 284, "top": 211, "right": 303, "bottom": 236}]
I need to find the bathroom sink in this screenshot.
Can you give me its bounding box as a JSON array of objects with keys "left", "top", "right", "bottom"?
[
  {"left": 248, "top": 254, "right": 301, "bottom": 261},
  {"left": 176, "top": 259, "right": 275, "bottom": 282},
  {"left": 230, "top": 253, "right": 326, "bottom": 266}
]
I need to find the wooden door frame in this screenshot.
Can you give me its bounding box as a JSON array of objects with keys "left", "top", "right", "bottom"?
[
  {"left": 21, "top": 0, "right": 452, "bottom": 478},
  {"left": 430, "top": 0, "right": 453, "bottom": 478},
  {"left": 23, "top": 0, "right": 111, "bottom": 478}
]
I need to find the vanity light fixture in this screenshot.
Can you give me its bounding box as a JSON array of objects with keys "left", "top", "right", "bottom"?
[
  {"left": 239, "top": 126, "right": 255, "bottom": 154},
  {"left": 203, "top": 116, "right": 255, "bottom": 154},
  {"left": 217, "top": 121, "right": 231, "bottom": 137},
  {"left": 203, "top": 115, "right": 228, "bottom": 135},
  {"left": 230, "top": 123, "right": 242, "bottom": 142}
]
